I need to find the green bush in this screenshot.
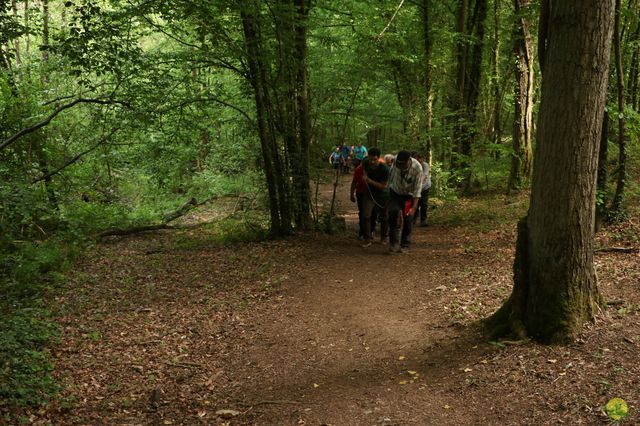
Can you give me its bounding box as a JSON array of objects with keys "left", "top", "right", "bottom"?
[{"left": 0, "top": 308, "right": 59, "bottom": 408}]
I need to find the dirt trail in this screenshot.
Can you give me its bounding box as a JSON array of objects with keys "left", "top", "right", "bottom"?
[{"left": 42, "top": 173, "right": 640, "bottom": 425}]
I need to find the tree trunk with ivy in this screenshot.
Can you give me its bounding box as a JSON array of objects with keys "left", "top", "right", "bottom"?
[{"left": 487, "top": 0, "right": 614, "bottom": 343}]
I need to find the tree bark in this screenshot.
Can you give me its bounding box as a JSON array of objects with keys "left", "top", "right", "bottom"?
[{"left": 487, "top": 0, "right": 615, "bottom": 343}]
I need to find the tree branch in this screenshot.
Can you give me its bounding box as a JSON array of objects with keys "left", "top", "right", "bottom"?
[
  {"left": 98, "top": 197, "right": 198, "bottom": 238},
  {"left": 0, "top": 98, "right": 129, "bottom": 151},
  {"left": 31, "top": 127, "right": 121, "bottom": 184},
  {"left": 375, "top": 0, "right": 406, "bottom": 41}
]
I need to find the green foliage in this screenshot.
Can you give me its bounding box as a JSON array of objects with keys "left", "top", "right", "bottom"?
[
  {"left": 0, "top": 309, "right": 60, "bottom": 408},
  {"left": 172, "top": 216, "right": 268, "bottom": 250},
  {"left": 429, "top": 161, "right": 457, "bottom": 201},
  {"left": 433, "top": 192, "right": 529, "bottom": 230}
]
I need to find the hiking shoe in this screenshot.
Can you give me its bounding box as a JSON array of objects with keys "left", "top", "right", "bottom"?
[
  {"left": 389, "top": 244, "right": 401, "bottom": 253},
  {"left": 361, "top": 241, "right": 372, "bottom": 248},
  {"left": 400, "top": 246, "right": 410, "bottom": 254}
]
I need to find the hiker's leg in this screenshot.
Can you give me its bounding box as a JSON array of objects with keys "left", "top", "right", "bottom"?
[
  {"left": 412, "top": 198, "right": 422, "bottom": 223},
  {"left": 379, "top": 203, "right": 388, "bottom": 241},
  {"left": 401, "top": 197, "right": 414, "bottom": 248},
  {"left": 356, "top": 193, "right": 364, "bottom": 238},
  {"left": 387, "top": 193, "right": 402, "bottom": 246},
  {"left": 370, "top": 205, "right": 379, "bottom": 238},
  {"left": 422, "top": 188, "right": 429, "bottom": 224},
  {"left": 362, "top": 196, "right": 377, "bottom": 242},
  {"left": 416, "top": 193, "right": 426, "bottom": 223}
]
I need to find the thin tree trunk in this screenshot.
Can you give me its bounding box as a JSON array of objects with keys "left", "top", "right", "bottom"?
[
  {"left": 421, "top": 0, "right": 433, "bottom": 158},
  {"left": 450, "top": 0, "right": 468, "bottom": 184},
  {"left": 595, "top": 111, "right": 609, "bottom": 232},
  {"left": 42, "top": 0, "right": 49, "bottom": 63},
  {"left": 628, "top": 28, "right": 639, "bottom": 110},
  {"left": 610, "top": 0, "right": 627, "bottom": 218},
  {"left": 11, "top": 0, "right": 21, "bottom": 65},
  {"left": 240, "top": 3, "right": 283, "bottom": 234},
  {"left": 292, "top": 0, "right": 312, "bottom": 229},
  {"left": 507, "top": 0, "right": 534, "bottom": 193},
  {"left": 24, "top": 0, "right": 30, "bottom": 56},
  {"left": 491, "top": 0, "right": 501, "bottom": 154},
  {"left": 461, "top": 0, "right": 488, "bottom": 192},
  {"left": 33, "top": 0, "right": 57, "bottom": 210}
]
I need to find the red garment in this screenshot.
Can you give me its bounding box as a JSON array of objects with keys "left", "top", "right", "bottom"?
[
  {"left": 404, "top": 199, "right": 413, "bottom": 216},
  {"left": 352, "top": 164, "right": 367, "bottom": 194}
]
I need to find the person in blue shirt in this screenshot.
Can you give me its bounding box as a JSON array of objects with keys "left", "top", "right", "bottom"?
[
  {"left": 353, "top": 142, "right": 367, "bottom": 168},
  {"left": 341, "top": 144, "right": 352, "bottom": 173},
  {"left": 328, "top": 146, "right": 343, "bottom": 170}
]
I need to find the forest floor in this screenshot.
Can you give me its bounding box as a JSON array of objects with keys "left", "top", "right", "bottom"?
[{"left": 28, "top": 173, "right": 640, "bottom": 425}]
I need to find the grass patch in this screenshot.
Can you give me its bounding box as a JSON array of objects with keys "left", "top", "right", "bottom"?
[
  {"left": 432, "top": 191, "right": 529, "bottom": 230},
  {"left": 171, "top": 214, "right": 269, "bottom": 250}
]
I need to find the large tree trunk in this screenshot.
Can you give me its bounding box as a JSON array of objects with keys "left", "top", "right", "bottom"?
[
  {"left": 487, "top": 0, "right": 615, "bottom": 343},
  {"left": 507, "top": 0, "right": 534, "bottom": 193}
]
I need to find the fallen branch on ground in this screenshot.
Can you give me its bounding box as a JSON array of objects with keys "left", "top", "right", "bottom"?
[
  {"left": 595, "top": 246, "right": 639, "bottom": 253},
  {"left": 98, "top": 198, "right": 197, "bottom": 238},
  {"left": 164, "top": 360, "right": 202, "bottom": 369},
  {"left": 235, "top": 399, "right": 306, "bottom": 407}
]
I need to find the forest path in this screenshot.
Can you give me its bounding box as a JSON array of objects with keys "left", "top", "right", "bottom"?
[{"left": 43, "top": 173, "right": 640, "bottom": 425}]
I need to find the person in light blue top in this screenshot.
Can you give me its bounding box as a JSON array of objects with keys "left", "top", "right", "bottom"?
[{"left": 352, "top": 142, "right": 367, "bottom": 168}]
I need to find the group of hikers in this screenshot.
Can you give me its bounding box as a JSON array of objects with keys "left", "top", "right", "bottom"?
[
  {"left": 329, "top": 144, "right": 431, "bottom": 253},
  {"left": 328, "top": 142, "right": 368, "bottom": 174}
]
